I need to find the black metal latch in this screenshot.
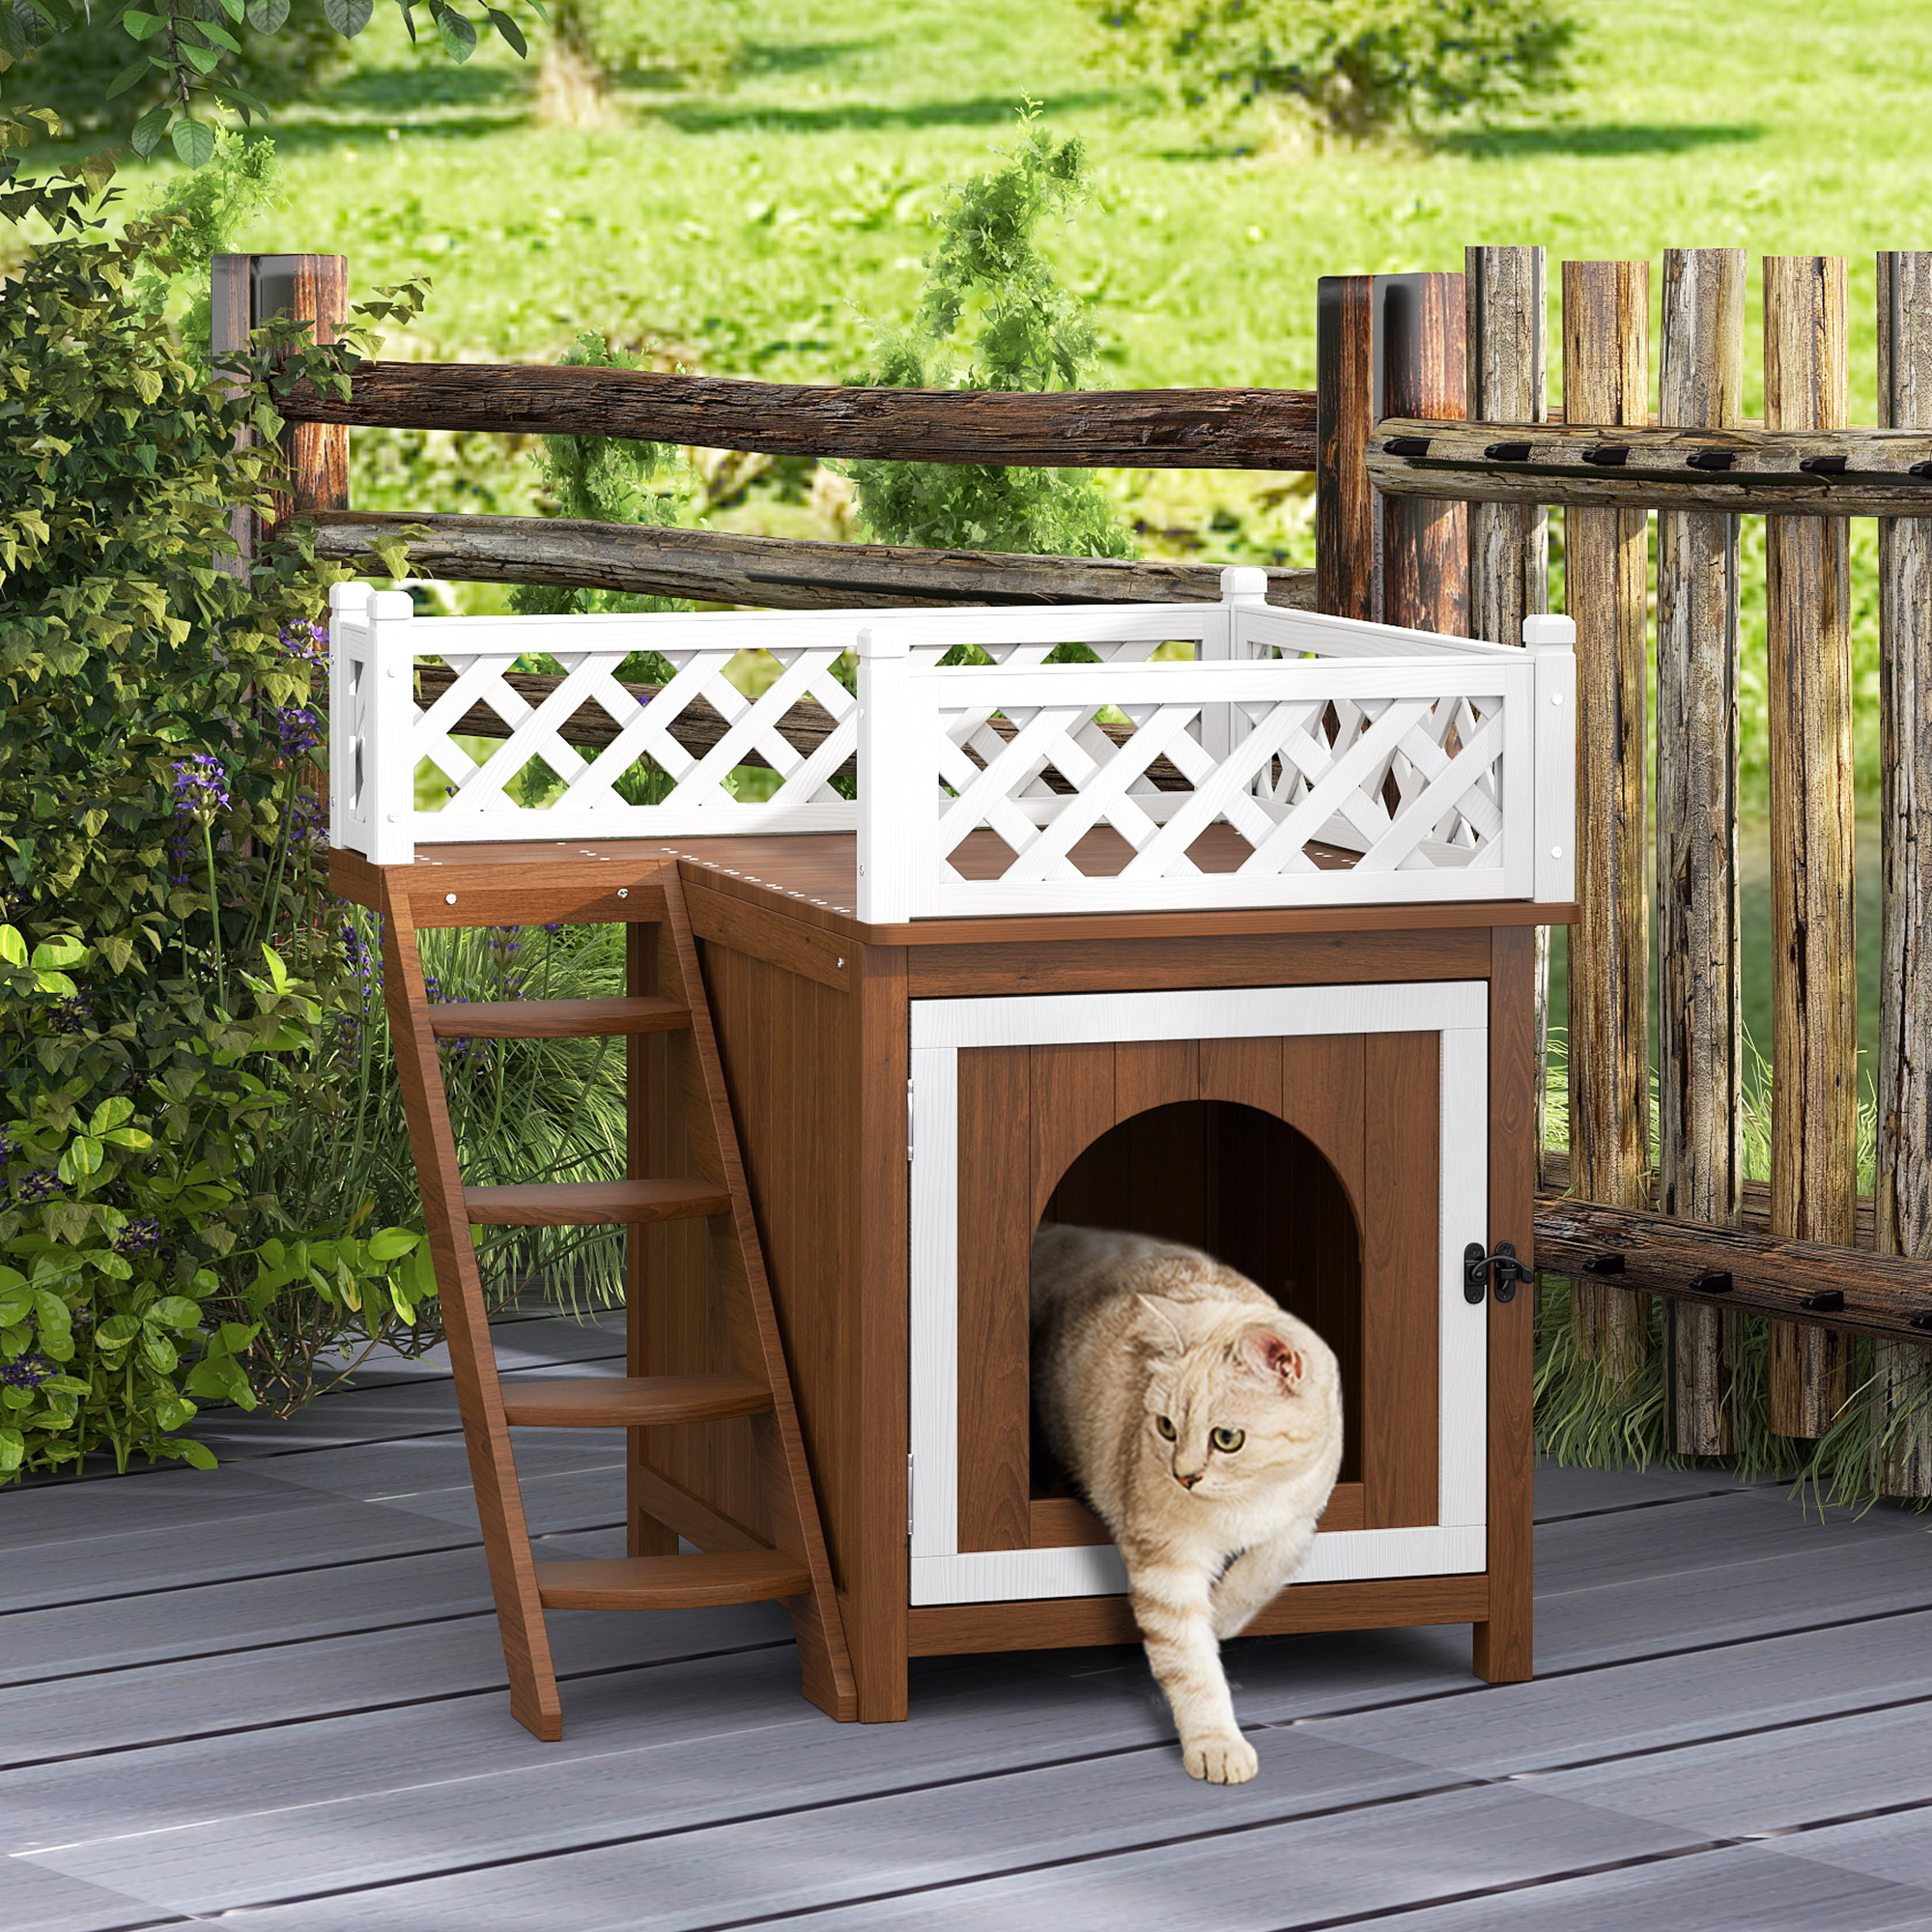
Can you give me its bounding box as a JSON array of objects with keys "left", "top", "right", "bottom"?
[{"left": 1464, "top": 1240, "right": 1534, "bottom": 1305}]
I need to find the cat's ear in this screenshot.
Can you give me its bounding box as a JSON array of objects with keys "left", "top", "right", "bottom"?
[
  {"left": 1135, "top": 1294, "right": 1192, "bottom": 1358},
  {"left": 1236, "top": 1324, "right": 1305, "bottom": 1392}
]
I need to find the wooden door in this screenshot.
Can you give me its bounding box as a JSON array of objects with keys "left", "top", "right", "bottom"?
[{"left": 907, "top": 982, "right": 1489, "bottom": 1607}]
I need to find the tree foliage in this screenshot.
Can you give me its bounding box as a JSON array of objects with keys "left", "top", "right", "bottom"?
[
  {"left": 0, "top": 0, "right": 540, "bottom": 164},
  {"left": 848, "top": 109, "right": 1132, "bottom": 560},
  {"left": 1094, "top": 0, "right": 1580, "bottom": 140}
]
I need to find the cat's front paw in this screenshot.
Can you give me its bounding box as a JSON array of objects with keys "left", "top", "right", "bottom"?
[{"left": 1182, "top": 1730, "right": 1259, "bottom": 1784}]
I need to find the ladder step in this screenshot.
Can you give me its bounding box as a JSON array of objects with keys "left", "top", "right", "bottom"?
[
  {"left": 465, "top": 1179, "right": 731, "bottom": 1226},
  {"left": 500, "top": 1374, "right": 773, "bottom": 1429},
  {"left": 429, "top": 996, "right": 692, "bottom": 1039},
  {"left": 535, "top": 1551, "right": 811, "bottom": 1610}
]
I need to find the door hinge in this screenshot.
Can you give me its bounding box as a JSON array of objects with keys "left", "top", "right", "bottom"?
[
  {"left": 1464, "top": 1239, "right": 1534, "bottom": 1304},
  {"left": 907, "top": 1452, "right": 916, "bottom": 1536},
  {"left": 906, "top": 1077, "right": 915, "bottom": 1163}
]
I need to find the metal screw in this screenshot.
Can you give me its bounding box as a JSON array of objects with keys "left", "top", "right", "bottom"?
[
  {"left": 1550, "top": 693, "right": 1564, "bottom": 705},
  {"left": 1550, "top": 846, "right": 1563, "bottom": 859},
  {"left": 836, "top": 957, "right": 845, "bottom": 968},
  {"left": 617, "top": 888, "right": 628, "bottom": 899},
  {"left": 444, "top": 894, "right": 457, "bottom": 904}
]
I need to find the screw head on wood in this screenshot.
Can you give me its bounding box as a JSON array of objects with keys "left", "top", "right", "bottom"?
[{"left": 444, "top": 894, "right": 456, "bottom": 904}]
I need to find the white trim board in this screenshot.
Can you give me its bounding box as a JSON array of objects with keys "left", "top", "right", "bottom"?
[
  {"left": 907, "top": 979, "right": 1492, "bottom": 1604},
  {"left": 910, "top": 1526, "right": 1486, "bottom": 1608},
  {"left": 910, "top": 980, "right": 1487, "bottom": 1052}
]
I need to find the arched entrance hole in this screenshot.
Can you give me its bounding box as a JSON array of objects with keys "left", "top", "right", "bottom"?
[{"left": 1037, "top": 1098, "right": 1362, "bottom": 1492}]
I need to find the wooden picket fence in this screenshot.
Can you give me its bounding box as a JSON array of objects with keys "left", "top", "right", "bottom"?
[{"left": 236, "top": 242, "right": 1932, "bottom": 1496}]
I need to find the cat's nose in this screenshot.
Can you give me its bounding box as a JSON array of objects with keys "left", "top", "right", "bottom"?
[{"left": 1175, "top": 1469, "right": 1202, "bottom": 1490}]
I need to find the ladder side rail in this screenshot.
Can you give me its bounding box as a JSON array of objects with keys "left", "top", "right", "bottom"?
[
  {"left": 379, "top": 891, "right": 565, "bottom": 1741},
  {"left": 655, "top": 883, "right": 859, "bottom": 1720}
]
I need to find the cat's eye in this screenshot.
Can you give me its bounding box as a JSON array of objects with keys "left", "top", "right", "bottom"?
[
  {"left": 1210, "top": 1427, "right": 1245, "bottom": 1453},
  {"left": 1154, "top": 1414, "right": 1177, "bottom": 1440}
]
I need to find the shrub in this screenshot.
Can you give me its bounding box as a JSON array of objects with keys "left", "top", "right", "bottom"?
[
  {"left": 0, "top": 115, "right": 437, "bottom": 1475},
  {"left": 847, "top": 110, "right": 1133, "bottom": 560},
  {"left": 1094, "top": 0, "right": 1580, "bottom": 141}
]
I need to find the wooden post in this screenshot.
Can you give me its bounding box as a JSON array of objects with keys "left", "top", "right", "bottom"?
[
  {"left": 1316, "top": 271, "right": 1466, "bottom": 630},
  {"left": 1317, "top": 276, "right": 1378, "bottom": 622},
  {"left": 1464, "top": 247, "right": 1549, "bottom": 1173},
  {"left": 1561, "top": 259, "right": 1653, "bottom": 1381},
  {"left": 1763, "top": 255, "right": 1858, "bottom": 1438},
  {"left": 1657, "top": 249, "right": 1747, "bottom": 1455},
  {"left": 1378, "top": 272, "right": 1468, "bottom": 635},
  {"left": 210, "top": 252, "right": 351, "bottom": 559},
  {"left": 1875, "top": 252, "right": 1932, "bottom": 1493}
]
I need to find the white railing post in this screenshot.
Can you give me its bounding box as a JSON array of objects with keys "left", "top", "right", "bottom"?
[
  {"left": 1202, "top": 565, "right": 1270, "bottom": 767},
  {"left": 1524, "top": 613, "right": 1577, "bottom": 903},
  {"left": 364, "top": 588, "right": 420, "bottom": 867},
  {"left": 327, "top": 579, "right": 369, "bottom": 856},
  {"left": 857, "top": 624, "right": 917, "bottom": 923}
]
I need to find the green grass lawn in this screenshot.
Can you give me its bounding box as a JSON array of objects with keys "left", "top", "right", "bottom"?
[{"left": 50, "top": 0, "right": 1921, "bottom": 1088}]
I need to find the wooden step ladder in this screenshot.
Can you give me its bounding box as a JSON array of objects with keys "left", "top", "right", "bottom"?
[{"left": 377, "top": 868, "right": 855, "bottom": 1739}]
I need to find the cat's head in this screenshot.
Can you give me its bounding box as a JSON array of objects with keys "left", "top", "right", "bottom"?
[{"left": 1134, "top": 1295, "right": 1338, "bottom": 1502}]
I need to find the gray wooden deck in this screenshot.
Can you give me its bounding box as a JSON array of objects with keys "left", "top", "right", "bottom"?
[{"left": 11, "top": 1315, "right": 1932, "bottom": 1931}]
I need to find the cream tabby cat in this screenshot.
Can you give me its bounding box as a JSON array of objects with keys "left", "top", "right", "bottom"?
[{"left": 1031, "top": 1224, "right": 1343, "bottom": 1784}]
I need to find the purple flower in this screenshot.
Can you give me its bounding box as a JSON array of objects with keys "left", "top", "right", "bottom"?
[
  {"left": 0, "top": 1128, "right": 15, "bottom": 1166},
  {"left": 169, "top": 755, "right": 232, "bottom": 822},
  {"left": 46, "top": 996, "right": 89, "bottom": 1036},
  {"left": 271, "top": 705, "right": 323, "bottom": 759},
  {"left": 13, "top": 1169, "right": 65, "bottom": 1206},
  {"left": 278, "top": 619, "right": 328, "bottom": 662},
  {"left": 113, "top": 1216, "right": 163, "bottom": 1255},
  {"left": 0, "top": 1352, "right": 53, "bottom": 1391}
]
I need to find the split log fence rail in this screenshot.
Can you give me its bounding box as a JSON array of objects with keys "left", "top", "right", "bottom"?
[{"left": 222, "top": 241, "right": 1932, "bottom": 1495}]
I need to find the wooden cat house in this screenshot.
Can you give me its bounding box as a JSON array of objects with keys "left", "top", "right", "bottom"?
[{"left": 327, "top": 568, "right": 1577, "bottom": 1734}]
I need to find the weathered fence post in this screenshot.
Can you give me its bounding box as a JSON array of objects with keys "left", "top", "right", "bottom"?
[
  {"left": 211, "top": 253, "right": 351, "bottom": 559},
  {"left": 1764, "top": 255, "right": 1858, "bottom": 1438},
  {"left": 1561, "top": 259, "right": 1653, "bottom": 1380},
  {"left": 1657, "top": 249, "right": 1747, "bottom": 1455},
  {"left": 1464, "top": 247, "right": 1549, "bottom": 1168},
  {"left": 1875, "top": 251, "right": 1932, "bottom": 1492},
  {"left": 1316, "top": 272, "right": 1466, "bottom": 629}
]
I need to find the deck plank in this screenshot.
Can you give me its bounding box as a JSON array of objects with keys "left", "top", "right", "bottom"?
[
  {"left": 0, "top": 1861, "right": 187, "bottom": 1932},
  {"left": 1542, "top": 1703, "right": 1932, "bottom": 1835},
  {"left": 0, "top": 1528, "right": 626, "bottom": 1687},
  {"left": 1378, "top": 1842, "right": 1932, "bottom": 1930},
  {"left": 1309, "top": 1606, "right": 1932, "bottom": 1775},
  {"left": 172, "top": 1784, "right": 1702, "bottom": 1932},
  {"left": 28, "top": 1732, "right": 1452, "bottom": 1928}
]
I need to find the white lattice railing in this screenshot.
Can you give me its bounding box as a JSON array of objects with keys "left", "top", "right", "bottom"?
[{"left": 328, "top": 571, "right": 1575, "bottom": 922}]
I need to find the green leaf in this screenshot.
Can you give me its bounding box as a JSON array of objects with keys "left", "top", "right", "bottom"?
[
  {"left": 56, "top": 1135, "right": 103, "bottom": 1182},
  {"left": 29, "top": 936, "right": 84, "bottom": 970},
  {"left": 150, "top": 1296, "right": 205, "bottom": 1330},
  {"left": 181, "top": 41, "right": 223, "bottom": 73},
  {"left": 244, "top": 0, "right": 287, "bottom": 25},
  {"left": 101, "top": 1128, "right": 153, "bottom": 1150},
  {"left": 173, "top": 1438, "right": 219, "bottom": 1470},
  {"left": 323, "top": 0, "right": 374, "bottom": 35},
  {"left": 0, "top": 927, "right": 26, "bottom": 967},
  {"left": 366, "top": 1226, "right": 421, "bottom": 1262},
  {"left": 485, "top": 7, "right": 526, "bottom": 57},
  {"left": 128, "top": 103, "right": 170, "bottom": 156},
  {"left": 104, "top": 57, "right": 152, "bottom": 99},
  {"left": 191, "top": 19, "right": 242, "bottom": 54},
  {"left": 218, "top": 0, "right": 246, "bottom": 21},
  {"left": 171, "top": 116, "right": 216, "bottom": 167},
  {"left": 89, "top": 1096, "right": 134, "bottom": 1135},
  {"left": 435, "top": 5, "right": 476, "bottom": 61},
  {"left": 120, "top": 8, "right": 164, "bottom": 38}
]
